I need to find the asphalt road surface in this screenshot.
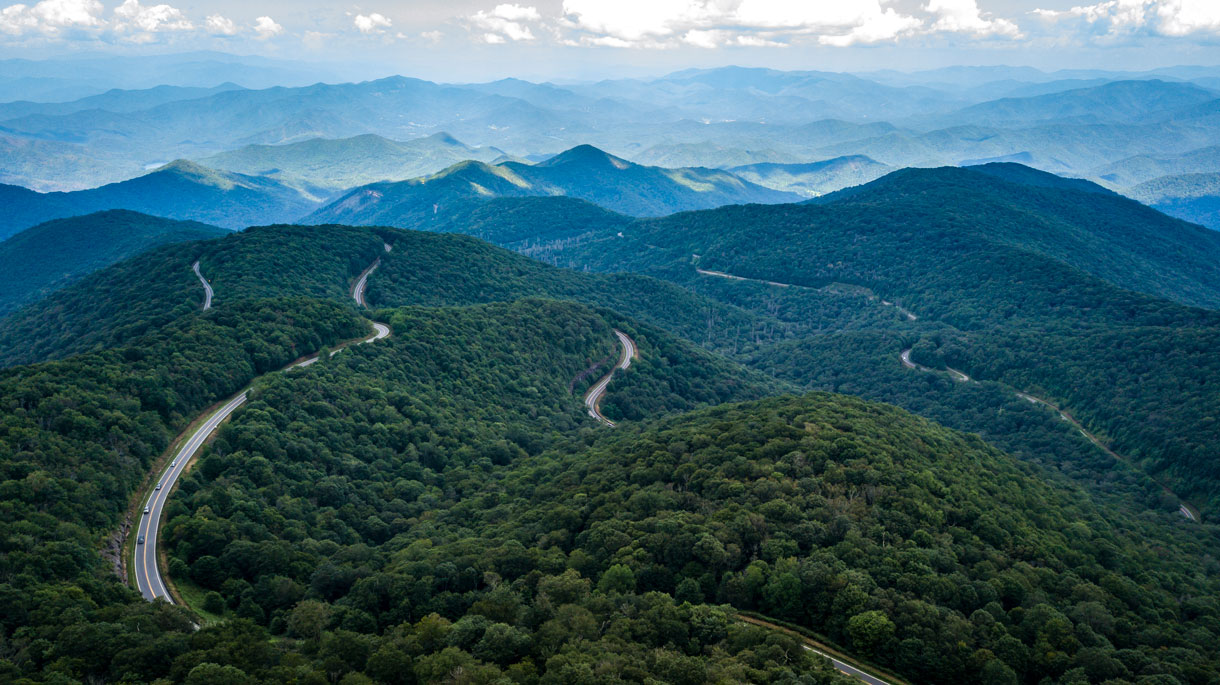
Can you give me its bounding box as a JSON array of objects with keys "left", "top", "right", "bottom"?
[
  {"left": 135, "top": 391, "right": 247, "bottom": 601},
  {"left": 583, "top": 329, "right": 637, "bottom": 426},
  {"left": 353, "top": 258, "right": 381, "bottom": 307},
  {"left": 192, "top": 260, "right": 213, "bottom": 310}
]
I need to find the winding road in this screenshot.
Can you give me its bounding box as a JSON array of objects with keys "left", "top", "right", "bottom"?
[
  {"left": 583, "top": 329, "right": 637, "bottom": 427},
  {"left": 694, "top": 265, "right": 1198, "bottom": 523},
  {"left": 903, "top": 349, "right": 1200, "bottom": 522},
  {"left": 696, "top": 267, "right": 917, "bottom": 320},
  {"left": 134, "top": 258, "right": 391, "bottom": 603},
  {"left": 192, "top": 260, "right": 213, "bottom": 310},
  {"left": 353, "top": 257, "right": 381, "bottom": 308}
]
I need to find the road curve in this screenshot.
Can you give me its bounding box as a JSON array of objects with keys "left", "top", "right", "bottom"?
[
  {"left": 135, "top": 391, "right": 246, "bottom": 601},
  {"left": 737, "top": 615, "right": 897, "bottom": 685},
  {"left": 134, "top": 321, "right": 391, "bottom": 603},
  {"left": 583, "top": 329, "right": 637, "bottom": 427},
  {"left": 353, "top": 258, "right": 381, "bottom": 308},
  {"left": 192, "top": 261, "right": 213, "bottom": 310}
]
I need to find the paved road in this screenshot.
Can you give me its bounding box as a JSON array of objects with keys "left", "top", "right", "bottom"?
[
  {"left": 736, "top": 615, "right": 895, "bottom": 685},
  {"left": 353, "top": 257, "right": 381, "bottom": 308},
  {"left": 192, "top": 261, "right": 213, "bottom": 310},
  {"left": 583, "top": 329, "right": 637, "bottom": 427},
  {"left": 697, "top": 267, "right": 917, "bottom": 320},
  {"left": 135, "top": 391, "right": 247, "bottom": 601},
  {"left": 133, "top": 320, "right": 390, "bottom": 602}
]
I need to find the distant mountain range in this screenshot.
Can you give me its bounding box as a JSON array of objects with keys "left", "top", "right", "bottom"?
[
  {"left": 3, "top": 64, "right": 1220, "bottom": 193},
  {"left": 198, "top": 132, "right": 506, "bottom": 193},
  {"left": 0, "top": 160, "right": 319, "bottom": 239},
  {"left": 726, "top": 156, "right": 893, "bottom": 197},
  {"left": 304, "top": 144, "right": 800, "bottom": 225}
]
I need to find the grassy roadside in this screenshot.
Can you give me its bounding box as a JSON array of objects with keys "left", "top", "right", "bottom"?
[{"left": 735, "top": 611, "right": 910, "bottom": 685}]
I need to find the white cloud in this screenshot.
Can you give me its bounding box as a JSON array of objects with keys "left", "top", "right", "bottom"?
[
  {"left": 472, "top": 3, "right": 539, "bottom": 42},
  {"left": 1158, "top": 0, "right": 1220, "bottom": 35},
  {"left": 1033, "top": 0, "right": 1220, "bottom": 37},
  {"left": 926, "top": 0, "right": 1020, "bottom": 37},
  {"left": 558, "top": 0, "right": 926, "bottom": 48},
  {"left": 204, "top": 13, "right": 235, "bottom": 35},
  {"left": 252, "top": 14, "right": 281, "bottom": 39},
  {"left": 0, "top": 0, "right": 103, "bottom": 35},
  {"left": 420, "top": 29, "right": 443, "bottom": 42},
  {"left": 354, "top": 11, "right": 391, "bottom": 34},
  {"left": 113, "top": 0, "right": 192, "bottom": 34}
]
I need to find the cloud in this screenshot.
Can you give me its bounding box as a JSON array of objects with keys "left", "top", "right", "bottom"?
[
  {"left": 252, "top": 14, "right": 281, "bottom": 39},
  {"left": 112, "top": 0, "right": 192, "bottom": 35},
  {"left": 926, "top": 0, "right": 1020, "bottom": 37},
  {"left": 472, "top": 3, "right": 539, "bottom": 42},
  {"left": 1033, "top": 0, "right": 1220, "bottom": 37},
  {"left": 354, "top": 12, "right": 391, "bottom": 34},
  {"left": 0, "top": 0, "right": 104, "bottom": 35},
  {"left": 558, "top": 0, "right": 928, "bottom": 48},
  {"left": 204, "top": 13, "right": 235, "bottom": 35}
]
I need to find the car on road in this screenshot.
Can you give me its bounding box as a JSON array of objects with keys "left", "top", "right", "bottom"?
[
  {"left": 143, "top": 506, "right": 150, "bottom": 514},
  {"left": 137, "top": 536, "right": 145, "bottom": 544},
  {"left": 155, "top": 483, "right": 162, "bottom": 490},
  {"left": 171, "top": 460, "right": 177, "bottom": 466}
]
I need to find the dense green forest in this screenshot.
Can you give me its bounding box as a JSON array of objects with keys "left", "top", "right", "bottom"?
[
  {"left": 168, "top": 378, "right": 1220, "bottom": 684},
  {"left": 0, "top": 224, "right": 389, "bottom": 367},
  {"left": 0, "top": 297, "right": 367, "bottom": 683},
  {"left": 0, "top": 168, "right": 1218, "bottom": 684},
  {"left": 0, "top": 210, "right": 227, "bottom": 318}
]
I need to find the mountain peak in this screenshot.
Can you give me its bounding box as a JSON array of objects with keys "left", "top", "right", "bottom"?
[{"left": 537, "top": 144, "right": 631, "bottom": 170}]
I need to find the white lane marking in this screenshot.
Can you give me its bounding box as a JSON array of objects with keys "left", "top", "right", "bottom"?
[
  {"left": 192, "top": 261, "right": 213, "bottom": 310},
  {"left": 353, "top": 259, "right": 381, "bottom": 308},
  {"left": 137, "top": 391, "right": 248, "bottom": 601},
  {"left": 584, "top": 330, "right": 636, "bottom": 426}
]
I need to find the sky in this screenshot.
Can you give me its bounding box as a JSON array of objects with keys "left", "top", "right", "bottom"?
[{"left": 0, "top": 0, "right": 1218, "bottom": 80}]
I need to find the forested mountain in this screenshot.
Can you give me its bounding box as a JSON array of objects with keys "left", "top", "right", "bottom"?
[
  {"left": 454, "top": 164, "right": 1220, "bottom": 515},
  {"left": 304, "top": 144, "right": 799, "bottom": 224},
  {"left": 1126, "top": 172, "right": 1220, "bottom": 229},
  {"left": 726, "top": 156, "right": 893, "bottom": 197},
  {"left": 0, "top": 160, "right": 319, "bottom": 239},
  {"left": 932, "top": 79, "right": 1218, "bottom": 127},
  {"left": 0, "top": 210, "right": 227, "bottom": 317},
  {"left": 199, "top": 132, "right": 505, "bottom": 194}
]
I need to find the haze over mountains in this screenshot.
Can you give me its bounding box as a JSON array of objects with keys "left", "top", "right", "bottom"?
[
  {"left": 5, "top": 48, "right": 1220, "bottom": 685},
  {"left": 3, "top": 60, "right": 1219, "bottom": 227}
]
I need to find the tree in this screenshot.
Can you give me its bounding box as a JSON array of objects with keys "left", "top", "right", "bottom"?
[
  {"left": 847, "top": 610, "right": 895, "bottom": 652},
  {"left": 288, "top": 600, "right": 332, "bottom": 641},
  {"left": 598, "top": 565, "right": 636, "bottom": 595}
]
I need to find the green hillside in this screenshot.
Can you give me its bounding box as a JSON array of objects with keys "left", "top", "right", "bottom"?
[
  {"left": 0, "top": 224, "right": 387, "bottom": 367},
  {"left": 0, "top": 210, "right": 227, "bottom": 317},
  {"left": 304, "top": 144, "right": 801, "bottom": 225},
  {"left": 507, "top": 165, "right": 1220, "bottom": 514},
  {"left": 199, "top": 132, "right": 505, "bottom": 193}
]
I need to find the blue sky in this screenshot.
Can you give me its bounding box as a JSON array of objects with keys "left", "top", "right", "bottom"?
[{"left": 1, "top": 0, "right": 1218, "bottom": 80}]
